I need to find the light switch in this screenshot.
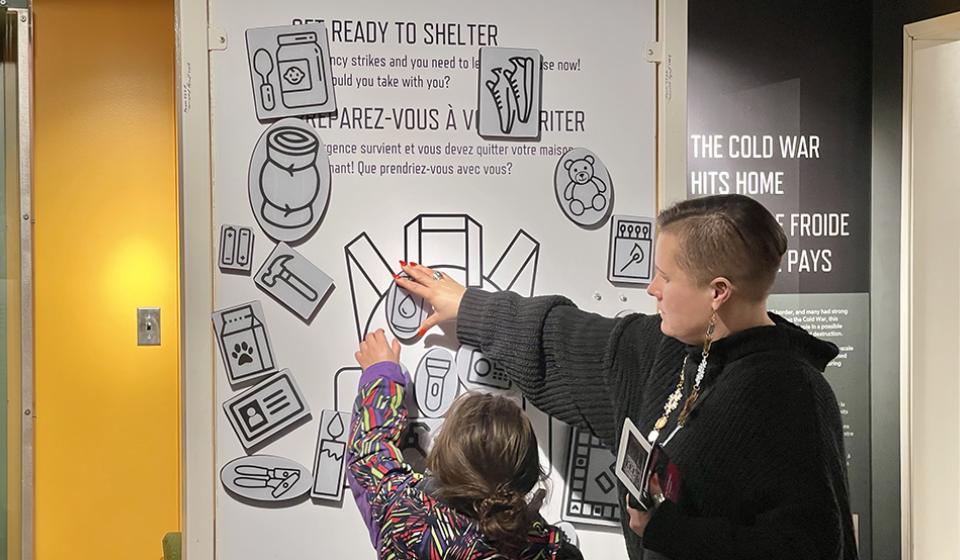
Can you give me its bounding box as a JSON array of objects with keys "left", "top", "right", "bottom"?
[{"left": 137, "top": 307, "right": 161, "bottom": 346}]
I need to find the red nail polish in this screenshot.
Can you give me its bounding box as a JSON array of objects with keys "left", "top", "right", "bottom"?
[
  {"left": 410, "top": 262, "right": 418, "bottom": 267},
  {"left": 392, "top": 274, "right": 401, "bottom": 280},
  {"left": 417, "top": 327, "right": 426, "bottom": 337},
  {"left": 399, "top": 260, "right": 407, "bottom": 267}
]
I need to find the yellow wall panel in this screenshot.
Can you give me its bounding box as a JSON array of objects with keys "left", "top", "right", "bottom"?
[{"left": 33, "top": 1, "right": 180, "bottom": 558}]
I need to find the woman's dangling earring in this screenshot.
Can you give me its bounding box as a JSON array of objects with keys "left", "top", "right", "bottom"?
[
  {"left": 679, "top": 311, "right": 717, "bottom": 426},
  {"left": 703, "top": 312, "right": 717, "bottom": 353}
]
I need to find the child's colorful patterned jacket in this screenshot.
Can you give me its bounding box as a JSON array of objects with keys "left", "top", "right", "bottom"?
[{"left": 347, "top": 361, "right": 582, "bottom": 559}]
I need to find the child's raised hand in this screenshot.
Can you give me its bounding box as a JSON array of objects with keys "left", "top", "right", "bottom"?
[{"left": 355, "top": 329, "right": 401, "bottom": 370}]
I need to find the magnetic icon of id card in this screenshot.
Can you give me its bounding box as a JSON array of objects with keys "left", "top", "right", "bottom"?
[{"left": 615, "top": 417, "right": 653, "bottom": 509}]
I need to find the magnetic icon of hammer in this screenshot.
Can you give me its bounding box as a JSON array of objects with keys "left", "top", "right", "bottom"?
[{"left": 261, "top": 254, "right": 318, "bottom": 302}]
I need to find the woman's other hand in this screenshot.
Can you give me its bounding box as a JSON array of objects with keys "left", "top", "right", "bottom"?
[
  {"left": 626, "top": 474, "right": 664, "bottom": 537},
  {"left": 395, "top": 261, "right": 467, "bottom": 337},
  {"left": 355, "top": 328, "right": 401, "bottom": 370},
  {"left": 625, "top": 501, "right": 653, "bottom": 536}
]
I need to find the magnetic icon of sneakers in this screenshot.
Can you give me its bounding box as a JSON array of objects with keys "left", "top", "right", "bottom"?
[
  {"left": 505, "top": 56, "right": 534, "bottom": 124},
  {"left": 486, "top": 67, "right": 516, "bottom": 134}
]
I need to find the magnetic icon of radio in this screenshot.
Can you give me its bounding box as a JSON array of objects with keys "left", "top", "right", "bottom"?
[{"left": 455, "top": 344, "right": 512, "bottom": 391}]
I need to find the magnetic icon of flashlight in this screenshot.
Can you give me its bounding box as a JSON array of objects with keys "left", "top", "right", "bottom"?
[{"left": 423, "top": 357, "right": 452, "bottom": 413}]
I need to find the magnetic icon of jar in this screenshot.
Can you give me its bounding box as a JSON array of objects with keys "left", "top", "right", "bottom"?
[
  {"left": 275, "top": 31, "right": 328, "bottom": 109},
  {"left": 249, "top": 118, "right": 331, "bottom": 243}
]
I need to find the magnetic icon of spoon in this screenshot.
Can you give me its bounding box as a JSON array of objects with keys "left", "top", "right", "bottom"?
[{"left": 254, "top": 48, "right": 275, "bottom": 111}]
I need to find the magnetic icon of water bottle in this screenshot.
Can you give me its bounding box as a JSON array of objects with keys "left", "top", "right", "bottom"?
[{"left": 424, "top": 357, "right": 451, "bottom": 413}]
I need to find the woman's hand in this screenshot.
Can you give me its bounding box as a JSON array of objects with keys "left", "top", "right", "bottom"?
[
  {"left": 355, "top": 329, "right": 401, "bottom": 370},
  {"left": 626, "top": 474, "right": 664, "bottom": 537},
  {"left": 394, "top": 261, "right": 467, "bottom": 337}
]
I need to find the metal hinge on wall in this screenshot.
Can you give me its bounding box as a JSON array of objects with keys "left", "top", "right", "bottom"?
[
  {"left": 209, "top": 26, "right": 227, "bottom": 51},
  {"left": 644, "top": 41, "right": 663, "bottom": 63}
]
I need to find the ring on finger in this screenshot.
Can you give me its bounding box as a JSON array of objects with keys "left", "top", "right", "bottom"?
[{"left": 433, "top": 271, "right": 443, "bottom": 281}]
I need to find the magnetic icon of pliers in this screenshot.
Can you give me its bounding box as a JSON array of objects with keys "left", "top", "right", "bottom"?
[{"left": 233, "top": 465, "right": 301, "bottom": 498}]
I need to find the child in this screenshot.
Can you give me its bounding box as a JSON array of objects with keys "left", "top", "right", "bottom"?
[{"left": 347, "top": 329, "right": 582, "bottom": 559}]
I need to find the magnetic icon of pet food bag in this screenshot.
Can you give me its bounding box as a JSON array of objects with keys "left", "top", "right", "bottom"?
[{"left": 213, "top": 301, "right": 276, "bottom": 385}]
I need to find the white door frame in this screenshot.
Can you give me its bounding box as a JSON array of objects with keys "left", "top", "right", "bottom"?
[
  {"left": 176, "top": 0, "right": 216, "bottom": 558},
  {"left": 900, "top": 11, "right": 960, "bottom": 560}
]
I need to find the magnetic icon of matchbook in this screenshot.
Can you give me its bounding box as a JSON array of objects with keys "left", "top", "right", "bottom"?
[
  {"left": 478, "top": 47, "right": 542, "bottom": 140},
  {"left": 255, "top": 242, "right": 334, "bottom": 323},
  {"left": 248, "top": 118, "right": 332, "bottom": 244},
  {"left": 607, "top": 215, "right": 654, "bottom": 285},
  {"left": 245, "top": 23, "right": 337, "bottom": 120}
]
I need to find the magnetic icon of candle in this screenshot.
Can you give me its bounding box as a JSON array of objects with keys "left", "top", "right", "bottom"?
[{"left": 311, "top": 409, "right": 349, "bottom": 501}]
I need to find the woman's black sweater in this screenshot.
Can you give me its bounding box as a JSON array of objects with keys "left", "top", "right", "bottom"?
[{"left": 456, "top": 289, "right": 858, "bottom": 560}]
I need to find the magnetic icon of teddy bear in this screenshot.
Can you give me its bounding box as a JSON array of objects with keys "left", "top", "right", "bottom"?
[
  {"left": 564, "top": 154, "right": 608, "bottom": 216},
  {"left": 554, "top": 148, "right": 615, "bottom": 228}
]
